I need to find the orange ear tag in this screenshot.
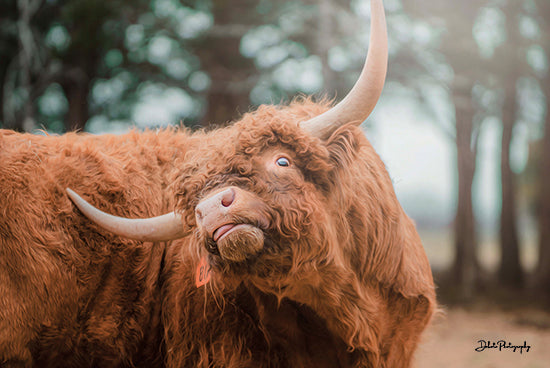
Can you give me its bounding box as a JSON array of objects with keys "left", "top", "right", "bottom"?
[{"left": 195, "top": 256, "right": 212, "bottom": 287}]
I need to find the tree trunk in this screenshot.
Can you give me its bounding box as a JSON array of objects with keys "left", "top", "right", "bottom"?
[
  {"left": 62, "top": 77, "right": 90, "bottom": 132},
  {"left": 15, "top": 0, "right": 41, "bottom": 132},
  {"left": 428, "top": 2, "right": 483, "bottom": 299},
  {"left": 495, "top": 0, "right": 524, "bottom": 289},
  {"left": 197, "top": 30, "right": 253, "bottom": 126},
  {"left": 316, "top": 0, "right": 337, "bottom": 98},
  {"left": 498, "top": 76, "right": 523, "bottom": 288},
  {"left": 197, "top": 0, "right": 258, "bottom": 127},
  {"left": 452, "top": 80, "right": 478, "bottom": 299},
  {"left": 0, "top": 58, "right": 7, "bottom": 129},
  {"left": 536, "top": 74, "right": 550, "bottom": 294}
]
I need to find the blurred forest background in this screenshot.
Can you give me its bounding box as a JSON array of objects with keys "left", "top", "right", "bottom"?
[{"left": 1, "top": 0, "right": 549, "bottom": 307}]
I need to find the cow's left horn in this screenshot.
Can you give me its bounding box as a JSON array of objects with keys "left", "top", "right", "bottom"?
[
  {"left": 300, "top": 0, "right": 387, "bottom": 139},
  {"left": 66, "top": 188, "right": 185, "bottom": 242}
]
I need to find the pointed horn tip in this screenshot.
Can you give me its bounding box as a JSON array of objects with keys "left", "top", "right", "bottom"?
[
  {"left": 300, "top": 0, "right": 387, "bottom": 139},
  {"left": 65, "top": 187, "right": 185, "bottom": 242},
  {"left": 66, "top": 187, "right": 87, "bottom": 208},
  {"left": 66, "top": 187, "right": 77, "bottom": 199}
]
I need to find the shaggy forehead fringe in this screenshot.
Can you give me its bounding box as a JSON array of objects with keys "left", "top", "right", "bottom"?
[{"left": 231, "top": 98, "right": 334, "bottom": 170}]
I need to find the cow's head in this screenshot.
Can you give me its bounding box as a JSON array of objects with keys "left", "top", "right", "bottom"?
[
  {"left": 67, "top": 0, "right": 388, "bottom": 286},
  {"left": 169, "top": 105, "right": 337, "bottom": 281}
]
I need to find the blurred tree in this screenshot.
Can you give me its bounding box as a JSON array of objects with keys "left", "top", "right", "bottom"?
[
  {"left": 237, "top": 0, "right": 328, "bottom": 106},
  {"left": 1, "top": 0, "right": 338, "bottom": 131},
  {"left": 57, "top": 0, "right": 134, "bottom": 131},
  {"left": 0, "top": 0, "right": 20, "bottom": 129},
  {"left": 2, "top": 0, "right": 133, "bottom": 131},
  {"left": 195, "top": 0, "right": 259, "bottom": 126},
  {"left": 533, "top": 0, "right": 550, "bottom": 295},
  {"left": 537, "top": 72, "right": 550, "bottom": 294},
  {"left": 1, "top": 0, "right": 44, "bottom": 131},
  {"left": 2, "top": 0, "right": 405, "bottom": 133},
  {"left": 403, "top": 0, "right": 486, "bottom": 298},
  {"left": 447, "top": 24, "right": 482, "bottom": 299},
  {"left": 237, "top": 0, "right": 387, "bottom": 111},
  {"left": 495, "top": 0, "right": 524, "bottom": 289},
  {"left": 0, "top": 0, "right": 208, "bottom": 132},
  {"left": 316, "top": 0, "right": 337, "bottom": 95},
  {"left": 185, "top": 0, "right": 350, "bottom": 126}
]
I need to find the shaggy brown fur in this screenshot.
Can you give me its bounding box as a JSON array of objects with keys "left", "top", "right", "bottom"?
[{"left": 0, "top": 99, "right": 435, "bottom": 367}]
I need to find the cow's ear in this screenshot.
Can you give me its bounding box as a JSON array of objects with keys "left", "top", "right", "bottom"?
[{"left": 325, "top": 124, "right": 362, "bottom": 169}]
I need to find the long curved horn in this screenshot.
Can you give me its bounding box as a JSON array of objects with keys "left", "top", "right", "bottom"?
[
  {"left": 66, "top": 188, "right": 185, "bottom": 242},
  {"left": 300, "top": 0, "right": 388, "bottom": 139}
]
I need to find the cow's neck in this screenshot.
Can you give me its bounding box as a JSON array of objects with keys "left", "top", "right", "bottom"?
[
  {"left": 248, "top": 266, "right": 384, "bottom": 361},
  {"left": 242, "top": 283, "right": 356, "bottom": 367}
]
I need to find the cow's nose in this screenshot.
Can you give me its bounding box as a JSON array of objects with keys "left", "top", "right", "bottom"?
[
  {"left": 195, "top": 187, "right": 236, "bottom": 224},
  {"left": 220, "top": 187, "right": 235, "bottom": 207}
]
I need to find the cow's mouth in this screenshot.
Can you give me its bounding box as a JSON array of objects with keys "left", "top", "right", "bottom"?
[
  {"left": 209, "top": 223, "right": 264, "bottom": 262},
  {"left": 213, "top": 223, "right": 244, "bottom": 242}
]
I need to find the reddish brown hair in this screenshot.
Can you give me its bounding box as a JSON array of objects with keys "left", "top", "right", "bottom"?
[{"left": 0, "top": 99, "right": 434, "bottom": 367}]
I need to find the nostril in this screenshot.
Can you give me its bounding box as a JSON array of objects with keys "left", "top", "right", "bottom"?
[{"left": 221, "top": 188, "right": 235, "bottom": 208}]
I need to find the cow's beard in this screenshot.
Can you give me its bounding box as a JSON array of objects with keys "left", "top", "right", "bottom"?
[{"left": 211, "top": 224, "right": 264, "bottom": 263}]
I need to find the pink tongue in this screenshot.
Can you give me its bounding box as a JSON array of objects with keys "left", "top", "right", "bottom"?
[{"left": 213, "top": 224, "right": 235, "bottom": 242}]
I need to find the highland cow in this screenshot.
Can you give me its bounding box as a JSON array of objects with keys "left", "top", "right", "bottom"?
[{"left": 0, "top": 1, "right": 435, "bottom": 367}]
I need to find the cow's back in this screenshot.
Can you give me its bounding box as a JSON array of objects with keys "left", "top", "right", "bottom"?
[{"left": 0, "top": 129, "right": 190, "bottom": 367}]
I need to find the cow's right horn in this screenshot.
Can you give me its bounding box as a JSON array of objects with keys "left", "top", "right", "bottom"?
[
  {"left": 300, "top": 0, "right": 388, "bottom": 140},
  {"left": 66, "top": 188, "right": 185, "bottom": 242}
]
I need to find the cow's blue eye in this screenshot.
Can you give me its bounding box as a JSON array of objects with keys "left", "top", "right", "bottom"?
[{"left": 275, "top": 157, "right": 290, "bottom": 167}]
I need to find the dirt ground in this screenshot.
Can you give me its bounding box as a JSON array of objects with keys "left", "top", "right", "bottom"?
[{"left": 414, "top": 307, "right": 550, "bottom": 368}]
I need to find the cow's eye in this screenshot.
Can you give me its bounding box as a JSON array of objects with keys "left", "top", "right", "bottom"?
[{"left": 275, "top": 156, "right": 291, "bottom": 167}]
